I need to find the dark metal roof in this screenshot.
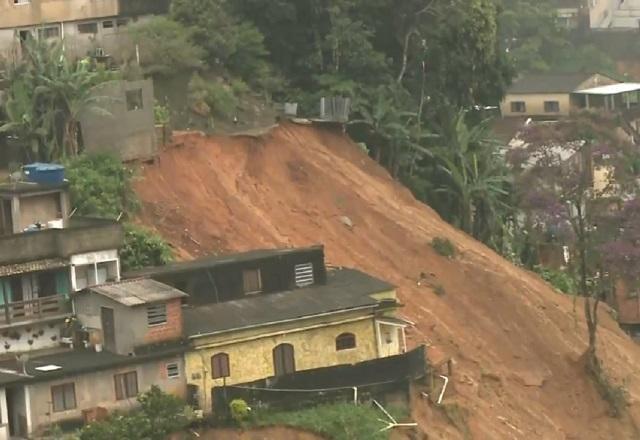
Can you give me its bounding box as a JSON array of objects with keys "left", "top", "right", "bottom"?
[
  {"left": 507, "top": 72, "right": 598, "bottom": 94},
  {"left": 0, "top": 341, "right": 187, "bottom": 385},
  {"left": 81, "top": 279, "right": 188, "bottom": 306},
  {"left": 184, "top": 268, "right": 396, "bottom": 338},
  {"left": 125, "top": 245, "right": 324, "bottom": 278},
  {"left": 0, "top": 181, "right": 68, "bottom": 196}
]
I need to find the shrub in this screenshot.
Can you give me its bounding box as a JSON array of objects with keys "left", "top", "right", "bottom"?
[
  {"left": 79, "top": 386, "right": 193, "bottom": 440},
  {"left": 229, "top": 398, "right": 250, "bottom": 424},
  {"left": 433, "top": 284, "right": 446, "bottom": 296},
  {"left": 188, "top": 73, "right": 238, "bottom": 118},
  {"left": 120, "top": 224, "right": 173, "bottom": 272},
  {"left": 431, "top": 237, "right": 456, "bottom": 258},
  {"left": 154, "top": 100, "right": 171, "bottom": 125},
  {"left": 128, "top": 16, "right": 205, "bottom": 77},
  {"left": 64, "top": 154, "right": 138, "bottom": 219},
  {"left": 534, "top": 266, "right": 577, "bottom": 295}
]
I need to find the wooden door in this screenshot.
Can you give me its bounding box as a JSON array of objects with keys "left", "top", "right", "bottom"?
[
  {"left": 273, "top": 343, "right": 295, "bottom": 376},
  {"left": 101, "top": 307, "right": 116, "bottom": 351}
]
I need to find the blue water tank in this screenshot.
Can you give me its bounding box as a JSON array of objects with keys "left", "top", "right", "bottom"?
[{"left": 23, "top": 163, "right": 66, "bottom": 185}]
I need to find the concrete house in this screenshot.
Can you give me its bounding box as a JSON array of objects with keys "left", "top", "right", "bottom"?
[
  {"left": 0, "top": 279, "right": 188, "bottom": 438},
  {"left": 0, "top": 180, "right": 123, "bottom": 354},
  {"left": 0, "top": 0, "right": 170, "bottom": 61},
  {"left": 130, "top": 246, "right": 410, "bottom": 413},
  {"left": 79, "top": 79, "right": 157, "bottom": 162},
  {"left": 500, "top": 72, "right": 626, "bottom": 118}
]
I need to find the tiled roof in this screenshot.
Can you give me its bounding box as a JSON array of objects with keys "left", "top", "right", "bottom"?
[
  {"left": 507, "top": 72, "right": 596, "bottom": 94},
  {"left": 83, "top": 279, "right": 188, "bottom": 306}
]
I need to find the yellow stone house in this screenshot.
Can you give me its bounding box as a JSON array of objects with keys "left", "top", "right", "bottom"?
[{"left": 182, "top": 268, "right": 408, "bottom": 412}]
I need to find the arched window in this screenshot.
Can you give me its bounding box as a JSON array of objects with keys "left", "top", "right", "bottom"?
[
  {"left": 335, "top": 333, "right": 356, "bottom": 351},
  {"left": 273, "top": 343, "right": 295, "bottom": 376},
  {"left": 211, "top": 353, "right": 230, "bottom": 379}
]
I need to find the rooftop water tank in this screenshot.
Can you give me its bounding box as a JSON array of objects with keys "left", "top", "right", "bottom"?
[{"left": 23, "top": 163, "right": 65, "bottom": 185}]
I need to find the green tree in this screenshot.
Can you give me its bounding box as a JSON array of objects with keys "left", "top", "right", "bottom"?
[
  {"left": 128, "top": 16, "right": 205, "bottom": 77},
  {"left": 120, "top": 225, "right": 173, "bottom": 272}
]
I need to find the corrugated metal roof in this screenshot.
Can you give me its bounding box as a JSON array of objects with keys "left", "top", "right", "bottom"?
[
  {"left": 573, "top": 83, "right": 640, "bottom": 95},
  {"left": 184, "top": 268, "right": 395, "bottom": 337},
  {"left": 86, "top": 279, "right": 187, "bottom": 306},
  {"left": 0, "top": 258, "right": 68, "bottom": 277}
]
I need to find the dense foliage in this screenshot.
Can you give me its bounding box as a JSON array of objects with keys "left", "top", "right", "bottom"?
[{"left": 65, "top": 154, "right": 173, "bottom": 272}]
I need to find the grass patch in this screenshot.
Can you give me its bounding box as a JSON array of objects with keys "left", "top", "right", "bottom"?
[
  {"left": 250, "top": 402, "right": 406, "bottom": 440},
  {"left": 586, "top": 357, "right": 628, "bottom": 418},
  {"left": 431, "top": 237, "right": 456, "bottom": 258}
]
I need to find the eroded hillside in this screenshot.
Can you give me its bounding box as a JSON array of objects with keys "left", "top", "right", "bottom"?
[{"left": 135, "top": 122, "right": 640, "bottom": 439}]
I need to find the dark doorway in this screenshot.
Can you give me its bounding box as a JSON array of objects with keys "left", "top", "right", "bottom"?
[
  {"left": 273, "top": 343, "right": 295, "bottom": 376},
  {"left": 6, "top": 386, "right": 27, "bottom": 437},
  {"left": 100, "top": 307, "right": 115, "bottom": 351},
  {"left": 0, "top": 200, "right": 12, "bottom": 235}
]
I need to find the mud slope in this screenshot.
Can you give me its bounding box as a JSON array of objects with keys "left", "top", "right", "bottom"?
[{"left": 136, "top": 122, "right": 640, "bottom": 439}]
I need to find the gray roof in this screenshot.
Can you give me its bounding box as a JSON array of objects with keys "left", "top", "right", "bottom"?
[
  {"left": 507, "top": 72, "right": 599, "bottom": 94},
  {"left": 184, "top": 268, "right": 395, "bottom": 338},
  {"left": 85, "top": 279, "right": 188, "bottom": 306},
  {"left": 0, "top": 341, "right": 187, "bottom": 385},
  {"left": 125, "top": 245, "right": 323, "bottom": 278}
]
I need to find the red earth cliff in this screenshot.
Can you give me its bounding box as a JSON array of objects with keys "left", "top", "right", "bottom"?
[{"left": 135, "top": 122, "right": 640, "bottom": 439}]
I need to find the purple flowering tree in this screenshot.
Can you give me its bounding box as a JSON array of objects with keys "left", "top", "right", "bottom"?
[{"left": 514, "top": 113, "right": 640, "bottom": 381}]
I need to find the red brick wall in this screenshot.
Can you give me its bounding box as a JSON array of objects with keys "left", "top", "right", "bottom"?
[{"left": 144, "top": 298, "right": 183, "bottom": 343}]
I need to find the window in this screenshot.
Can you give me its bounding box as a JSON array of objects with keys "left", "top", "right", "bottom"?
[
  {"left": 13, "top": 0, "right": 30, "bottom": 4},
  {"left": 294, "top": 263, "right": 314, "bottom": 287},
  {"left": 335, "top": 333, "right": 356, "bottom": 351},
  {"left": 126, "top": 89, "right": 144, "bottom": 111},
  {"left": 102, "top": 20, "right": 114, "bottom": 29},
  {"left": 114, "top": 371, "right": 138, "bottom": 400},
  {"left": 38, "top": 26, "right": 59, "bottom": 39},
  {"left": 211, "top": 353, "right": 230, "bottom": 379},
  {"left": 147, "top": 303, "right": 167, "bottom": 326},
  {"left": 510, "top": 101, "right": 526, "bottom": 113},
  {"left": 77, "top": 22, "right": 98, "bottom": 34},
  {"left": 51, "top": 383, "right": 76, "bottom": 412},
  {"left": 166, "top": 363, "right": 180, "bottom": 379},
  {"left": 242, "top": 269, "right": 262, "bottom": 294},
  {"left": 544, "top": 101, "right": 560, "bottom": 113}
]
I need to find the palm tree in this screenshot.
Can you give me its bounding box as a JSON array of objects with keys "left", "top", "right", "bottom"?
[{"left": 430, "top": 109, "right": 512, "bottom": 243}]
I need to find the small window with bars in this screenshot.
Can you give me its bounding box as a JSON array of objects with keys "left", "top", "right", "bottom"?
[
  {"left": 147, "top": 303, "right": 167, "bottom": 326},
  {"left": 211, "top": 353, "right": 230, "bottom": 379},
  {"left": 242, "top": 269, "right": 262, "bottom": 294},
  {"left": 294, "top": 263, "right": 314, "bottom": 287},
  {"left": 166, "top": 363, "right": 180, "bottom": 379}
]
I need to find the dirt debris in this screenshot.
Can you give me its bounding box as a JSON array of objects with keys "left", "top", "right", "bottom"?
[{"left": 135, "top": 122, "right": 640, "bottom": 439}]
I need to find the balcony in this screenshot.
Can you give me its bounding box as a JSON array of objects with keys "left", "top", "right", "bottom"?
[
  {"left": 0, "top": 217, "right": 124, "bottom": 266},
  {"left": 0, "top": 296, "right": 70, "bottom": 327}
]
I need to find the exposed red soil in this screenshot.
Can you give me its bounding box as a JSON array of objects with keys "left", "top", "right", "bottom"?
[{"left": 135, "top": 122, "right": 640, "bottom": 439}]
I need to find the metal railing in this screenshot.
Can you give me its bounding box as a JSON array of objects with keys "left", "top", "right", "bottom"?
[{"left": 0, "top": 296, "right": 70, "bottom": 325}]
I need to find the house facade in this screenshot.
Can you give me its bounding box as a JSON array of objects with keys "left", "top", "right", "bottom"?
[
  {"left": 500, "top": 72, "right": 621, "bottom": 118},
  {"left": 0, "top": 0, "right": 170, "bottom": 61}
]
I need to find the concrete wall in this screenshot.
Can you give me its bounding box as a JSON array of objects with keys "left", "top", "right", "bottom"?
[
  {"left": 16, "top": 193, "right": 61, "bottom": 232},
  {"left": 80, "top": 79, "right": 157, "bottom": 162},
  {"left": 74, "top": 295, "right": 182, "bottom": 355},
  {"left": 26, "top": 354, "right": 185, "bottom": 435},
  {"left": 589, "top": 0, "right": 618, "bottom": 28},
  {"left": 0, "top": 0, "right": 119, "bottom": 29},
  {"left": 500, "top": 93, "right": 571, "bottom": 117},
  {"left": 0, "top": 388, "right": 8, "bottom": 440},
  {"left": 0, "top": 220, "right": 123, "bottom": 266},
  {"left": 185, "top": 315, "right": 380, "bottom": 412}
]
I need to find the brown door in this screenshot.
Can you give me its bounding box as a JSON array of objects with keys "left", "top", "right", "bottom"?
[
  {"left": 273, "top": 343, "right": 295, "bottom": 376},
  {"left": 101, "top": 307, "right": 115, "bottom": 351}
]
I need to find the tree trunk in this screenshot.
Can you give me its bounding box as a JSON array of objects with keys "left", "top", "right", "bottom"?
[
  {"left": 397, "top": 29, "right": 416, "bottom": 84},
  {"left": 64, "top": 119, "right": 80, "bottom": 157}
]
